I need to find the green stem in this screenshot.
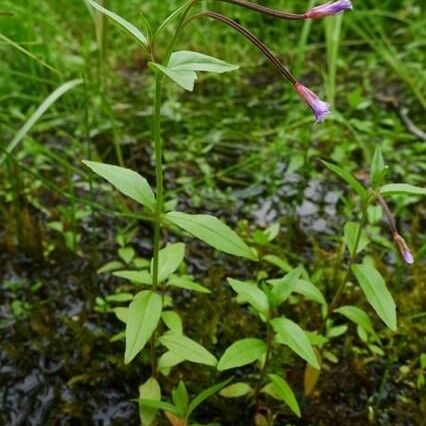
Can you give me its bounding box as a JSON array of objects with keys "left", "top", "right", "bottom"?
[
  {"left": 254, "top": 310, "right": 272, "bottom": 407},
  {"left": 328, "top": 204, "right": 369, "bottom": 313},
  {"left": 150, "top": 73, "right": 164, "bottom": 376}
]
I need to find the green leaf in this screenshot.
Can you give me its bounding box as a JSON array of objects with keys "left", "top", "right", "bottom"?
[
  {"left": 172, "top": 381, "right": 189, "bottom": 417},
  {"left": 262, "top": 255, "right": 292, "bottom": 272},
  {"left": 86, "top": 0, "right": 147, "bottom": 47},
  {"left": 267, "top": 267, "right": 303, "bottom": 307},
  {"left": 272, "top": 318, "right": 320, "bottom": 369},
  {"left": 187, "top": 378, "right": 233, "bottom": 418},
  {"left": 370, "top": 145, "right": 386, "bottom": 187},
  {"left": 161, "top": 311, "right": 183, "bottom": 334},
  {"left": 125, "top": 291, "right": 162, "bottom": 364},
  {"left": 113, "top": 307, "right": 128, "bottom": 323},
  {"left": 217, "top": 338, "right": 266, "bottom": 371},
  {"left": 150, "top": 51, "right": 238, "bottom": 91},
  {"left": 343, "top": 222, "right": 369, "bottom": 255},
  {"left": 159, "top": 332, "right": 217, "bottom": 366},
  {"left": 352, "top": 264, "right": 397, "bottom": 331},
  {"left": 83, "top": 161, "right": 156, "bottom": 211},
  {"left": 334, "top": 305, "right": 377, "bottom": 338},
  {"left": 118, "top": 246, "right": 135, "bottom": 264},
  {"left": 227, "top": 278, "right": 269, "bottom": 314},
  {"left": 152, "top": 243, "right": 185, "bottom": 283},
  {"left": 139, "top": 377, "right": 161, "bottom": 426},
  {"left": 294, "top": 279, "right": 326, "bottom": 305},
  {"left": 157, "top": 351, "right": 184, "bottom": 372},
  {"left": 219, "top": 382, "right": 252, "bottom": 398},
  {"left": 167, "top": 274, "right": 211, "bottom": 293},
  {"left": 113, "top": 270, "right": 152, "bottom": 285},
  {"left": 0, "top": 79, "right": 82, "bottom": 165},
  {"left": 379, "top": 183, "right": 426, "bottom": 196},
  {"left": 106, "top": 293, "right": 134, "bottom": 303},
  {"left": 268, "top": 374, "right": 301, "bottom": 417},
  {"left": 138, "top": 399, "right": 179, "bottom": 415},
  {"left": 322, "top": 160, "right": 368, "bottom": 201},
  {"left": 166, "top": 211, "right": 257, "bottom": 261}
]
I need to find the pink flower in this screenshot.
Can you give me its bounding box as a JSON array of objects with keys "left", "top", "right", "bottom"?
[
  {"left": 393, "top": 233, "right": 414, "bottom": 265},
  {"left": 294, "top": 81, "right": 330, "bottom": 122},
  {"left": 305, "top": 1, "right": 353, "bottom": 19}
]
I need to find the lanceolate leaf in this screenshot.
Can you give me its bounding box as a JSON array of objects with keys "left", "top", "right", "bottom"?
[
  {"left": 125, "top": 291, "right": 162, "bottom": 364},
  {"left": 322, "top": 160, "right": 368, "bottom": 201},
  {"left": 352, "top": 264, "right": 397, "bottom": 331},
  {"left": 268, "top": 267, "right": 303, "bottom": 306},
  {"left": 268, "top": 374, "right": 301, "bottom": 417},
  {"left": 139, "top": 377, "right": 161, "bottom": 426},
  {"left": 166, "top": 211, "right": 257, "bottom": 261},
  {"left": 217, "top": 338, "right": 266, "bottom": 371},
  {"left": 343, "top": 221, "right": 369, "bottom": 255},
  {"left": 167, "top": 275, "right": 211, "bottom": 293},
  {"left": 151, "top": 51, "right": 238, "bottom": 91},
  {"left": 334, "top": 305, "right": 377, "bottom": 337},
  {"left": 159, "top": 332, "right": 217, "bottom": 366},
  {"left": 152, "top": 243, "right": 185, "bottom": 282},
  {"left": 227, "top": 278, "right": 269, "bottom": 314},
  {"left": 370, "top": 145, "right": 386, "bottom": 187},
  {"left": 379, "top": 183, "right": 426, "bottom": 197},
  {"left": 294, "top": 279, "right": 326, "bottom": 305},
  {"left": 86, "top": 0, "right": 148, "bottom": 47},
  {"left": 113, "top": 270, "right": 152, "bottom": 285},
  {"left": 219, "top": 382, "right": 252, "bottom": 398},
  {"left": 187, "top": 378, "right": 233, "bottom": 418},
  {"left": 83, "top": 161, "right": 156, "bottom": 211},
  {"left": 272, "top": 318, "right": 320, "bottom": 369}
]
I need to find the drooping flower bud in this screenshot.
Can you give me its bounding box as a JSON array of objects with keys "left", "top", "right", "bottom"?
[
  {"left": 393, "top": 233, "right": 414, "bottom": 265},
  {"left": 294, "top": 82, "right": 330, "bottom": 122},
  {"left": 305, "top": 1, "right": 353, "bottom": 19}
]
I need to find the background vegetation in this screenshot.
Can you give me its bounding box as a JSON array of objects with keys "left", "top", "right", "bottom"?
[{"left": 0, "top": 1, "right": 424, "bottom": 424}]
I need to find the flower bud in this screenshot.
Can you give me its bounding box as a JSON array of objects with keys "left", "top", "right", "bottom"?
[
  {"left": 294, "top": 82, "right": 330, "bottom": 122},
  {"left": 393, "top": 233, "right": 414, "bottom": 265},
  {"left": 305, "top": 1, "right": 353, "bottom": 19}
]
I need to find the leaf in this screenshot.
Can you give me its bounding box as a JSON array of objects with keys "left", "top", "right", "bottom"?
[
  {"left": 334, "top": 305, "right": 377, "bottom": 338},
  {"left": 219, "top": 382, "right": 252, "bottom": 398},
  {"left": 267, "top": 267, "right": 303, "bottom": 306},
  {"left": 167, "top": 275, "right": 211, "bottom": 293},
  {"left": 139, "top": 377, "right": 161, "bottom": 426},
  {"left": 343, "top": 222, "right": 369, "bottom": 255},
  {"left": 379, "top": 183, "right": 426, "bottom": 197},
  {"left": 352, "top": 264, "right": 397, "bottom": 331},
  {"left": 262, "top": 255, "right": 292, "bottom": 272},
  {"left": 162, "top": 311, "right": 183, "bottom": 334},
  {"left": 0, "top": 79, "right": 82, "bottom": 164},
  {"left": 370, "top": 145, "right": 386, "bottom": 187},
  {"left": 304, "top": 363, "right": 321, "bottom": 396},
  {"left": 227, "top": 278, "right": 269, "bottom": 314},
  {"left": 118, "top": 246, "right": 135, "bottom": 264},
  {"left": 172, "top": 381, "right": 188, "bottom": 417},
  {"left": 322, "top": 160, "right": 368, "bottom": 201},
  {"left": 83, "top": 161, "right": 156, "bottom": 211},
  {"left": 138, "top": 399, "right": 179, "bottom": 415},
  {"left": 159, "top": 332, "right": 217, "bottom": 366},
  {"left": 158, "top": 351, "right": 184, "bottom": 373},
  {"left": 272, "top": 318, "right": 320, "bottom": 369},
  {"left": 106, "top": 293, "right": 134, "bottom": 303},
  {"left": 268, "top": 374, "right": 301, "bottom": 417},
  {"left": 154, "top": 0, "right": 193, "bottom": 39},
  {"left": 166, "top": 211, "right": 257, "bottom": 261},
  {"left": 152, "top": 243, "right": 185, "bottom": 283},
  {"left": 217, "top": 338, "right": 266, "bottom": 371},
  {"left": 125, "top": 291, "right": 162, "bottom": 364},
  {"left": 86, "top": 0, "right": 147, "bottom": 47},
  {"left": 187, "top": 378, "right": 233, "bottom": 418},
  {"left": 113, "top": 307, "right": 128, "bottom": 323},
  {"left": 150, "top": 51, "right": 238, "bottom": 91},
  {"left": 294, "top": 279, "right": 326, "bottom": 305},
  {"left": 113, "top": 270, "right": 152, "bottom": 285}
]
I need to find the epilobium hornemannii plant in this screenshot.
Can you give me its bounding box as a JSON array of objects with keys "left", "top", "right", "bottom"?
[{"left": 77, "top": 0, "right": 425, "bottom": 424}]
